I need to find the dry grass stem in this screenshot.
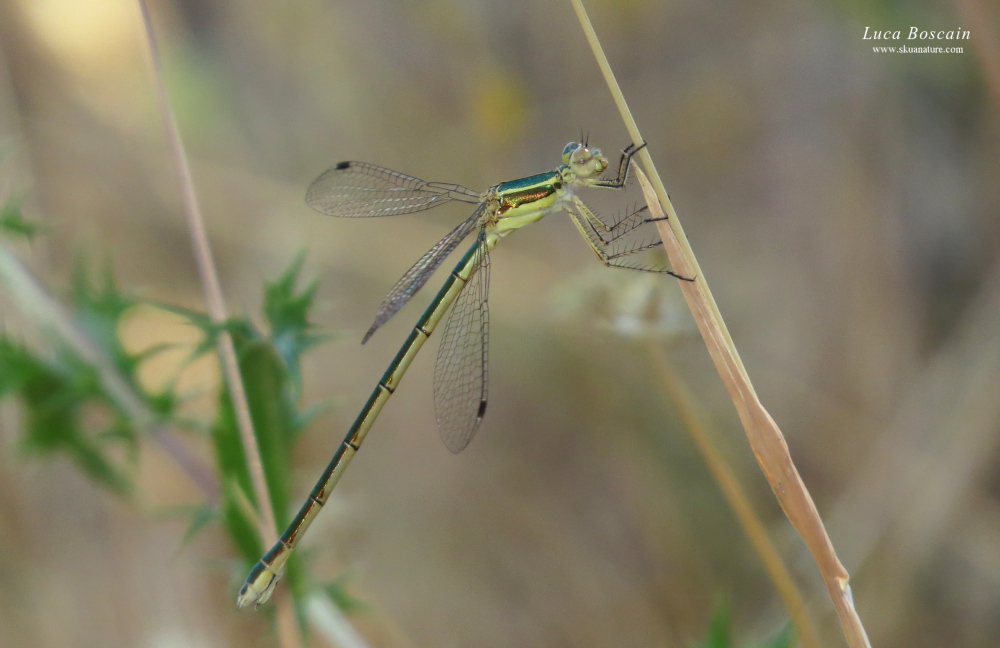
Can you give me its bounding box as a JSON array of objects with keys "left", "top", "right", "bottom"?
[
  {"left": 648, "top": 343, "right": 822, "bottom": 648},
  {"left": 134, "top": 0, "right": 269, "bottom": 534},
  {"left": 135, "top": 2, "right": 301, "bottom": 645},
  {"left": 636, "top": 162, "right": 868, "bottom": 648},
  {"left": 568, "top": 1, "right": 871, "bottom": 645},
  {"left": 635, "top": 154, "right": 866, "bottom": 648}
]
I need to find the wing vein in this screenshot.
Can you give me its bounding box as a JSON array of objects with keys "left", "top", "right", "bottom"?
[
  {"left": 363, "top": 204, "right": 486, "bottom": 342},
  {"left": 434, "top": 231, "right": 490, "bottom": 453},
  {"left": 307, "top": 162, "right": 480, "bottom": 218}
]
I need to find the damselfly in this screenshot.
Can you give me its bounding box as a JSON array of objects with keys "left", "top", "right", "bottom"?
[{"left": 237, "top": 140, "right": 688, "bottom": 607}]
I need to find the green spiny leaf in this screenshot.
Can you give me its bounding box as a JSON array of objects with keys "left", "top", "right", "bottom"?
[
  {"left": 263, "top": 254, "right": 333, "bottom": 392},
  {"left": 71, "top": 258, "right": 134, "bottom": 359},
  {"left": 150, "top": 300, "right": 254, "bottom": 364},
  {"left": 0, "top": 336, "right": 134, "bottom": 496},
  {"left": 0, "top": 257, "right": 190, "bottom": 498}
]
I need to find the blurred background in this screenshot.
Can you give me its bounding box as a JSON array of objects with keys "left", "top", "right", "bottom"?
[{"left": 0, "top": 0, "right": 998, "bottom": 646}]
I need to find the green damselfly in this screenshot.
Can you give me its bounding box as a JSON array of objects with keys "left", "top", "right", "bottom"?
[{"left": 237, "top": 140, "right": 688, "bottom": 607}]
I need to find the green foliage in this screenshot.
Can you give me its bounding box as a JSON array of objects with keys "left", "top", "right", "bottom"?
[
  {"left": 0, "top": 261, "right": 177, "bottom": 496},
  {"left": 698, "top": 600, "right": 732, "bottom": 648},
  {"left": 0, "top": 195, "right": 40, "bottom": 240},
  {"left": 265, "top": 253, "right": 333, "bottom": 397},
  {"left": 0, "top": 338, "right": 133, "bottom": 494},
  {"left": 696, "top": 600, "right": 795, "bottom": 648},
  {"left": 71, "top": 260, "right": 179, "bottom": 418},
  {"left": 1, "top": 242, "right": 351, "bottom": 615}
]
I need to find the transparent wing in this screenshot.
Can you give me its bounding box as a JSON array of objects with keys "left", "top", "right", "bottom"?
[
  {"left": 434, "top": 232, "right": 490, "bottom": 453},
  {"left": 363, "top": 204, "right": 486, "bottom": 343},
  {"left": 307, "top": 161, "right": 481, "bottom": 218}
]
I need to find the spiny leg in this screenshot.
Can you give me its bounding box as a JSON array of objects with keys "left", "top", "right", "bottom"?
[
  {"left": 573, "top": 197, "right": 649, "bottom": 248},
  {"left": 576, "top": 198, "right": 663, "bottom": 246},
  {"left": 583, "top": 204, "right": 658, "bottom": 246},
  {"left": 569, "top": 198, "right": 693, "bottom": 280},
  {"left": 597, "top": 232, "right": 692, "bottom": 279}
]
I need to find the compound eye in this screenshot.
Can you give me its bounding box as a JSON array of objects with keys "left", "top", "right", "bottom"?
[{"left": 562, "top": 142, "right": 581, "bottom": 164}]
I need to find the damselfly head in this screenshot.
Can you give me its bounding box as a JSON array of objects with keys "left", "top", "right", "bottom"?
[{"left": 562, "top": 142, "right": 607, "bottom": 179}]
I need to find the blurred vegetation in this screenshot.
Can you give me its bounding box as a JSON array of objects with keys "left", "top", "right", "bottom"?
[
  {"left": 697, "top": 600, "right": 795, "bottom": 648},
  {"left": 0, "top": 194, "right": 348, "bottom": 634},
  {"left": 0, "top": 195, "right": 39, "bottom": 239},
  {"left": 0, "top": 207, "right": 159, "bottom": 495},
  {"left": 1, "top": 0, "right": 999, "bottom": 647}
]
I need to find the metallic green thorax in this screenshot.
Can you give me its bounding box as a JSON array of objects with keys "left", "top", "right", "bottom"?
[{"left": 495, "top": 171, "right": 560, "bottom": 194}]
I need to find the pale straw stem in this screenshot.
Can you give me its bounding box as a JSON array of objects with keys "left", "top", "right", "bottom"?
[
  {"left": 135, "top": 2, "right": 300, "bottom": 645},
  {"left": 648, "top": 342, "right": 822, "bottom": 648},
  {"left": 569, "top": 1, "right": 871, "bottom": 645}
]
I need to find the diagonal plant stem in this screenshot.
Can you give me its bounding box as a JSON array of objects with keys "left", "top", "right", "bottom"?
[
  {"left": 568, "top": 1, "right": 872, "bottom": 646},
  {"left": 648, "top": 342, "right": 821, "bottom": 648},
  {"left": 135, "top": 2, "right": 302, "bottom": 645}
]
